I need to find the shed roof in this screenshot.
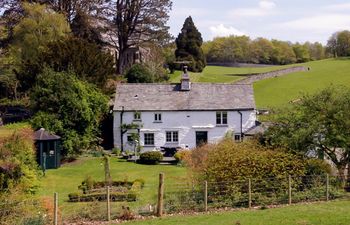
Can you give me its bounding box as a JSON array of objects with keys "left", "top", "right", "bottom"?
[
  {"left": 113, "top": 83, "right": 255, "bottom": 111},
  {"left": 34, "top": 128, "right": 61, "bottom": 141}
]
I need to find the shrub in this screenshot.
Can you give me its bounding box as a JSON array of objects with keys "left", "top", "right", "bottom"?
[
  {"left": 68, "top": 192, "right": 137, "bottom": 202},
  {"left": 125, "top": 64, "right": 154, "bottom": 83},
  {"left": 174, "top": 150, "right": 191, "bottom": 164},
  {"left": 138, "top": 151, "right": 163, "bottom": 165},
  {"left": 112, "top": 148, "right": 122, "bottom": 157}
]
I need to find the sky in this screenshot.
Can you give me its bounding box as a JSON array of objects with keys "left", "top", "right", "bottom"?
[{"left": 168, "top": 0, "right": 350, "bottom": 44}]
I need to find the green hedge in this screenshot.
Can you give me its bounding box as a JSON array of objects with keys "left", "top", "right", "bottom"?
[
  {"left": 138, "top": 151, "right": 163, "bottom": 165},
  {"left": 68, "top": 192, "right": 137, "bottom": 202}
]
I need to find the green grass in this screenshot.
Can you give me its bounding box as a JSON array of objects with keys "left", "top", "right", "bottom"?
[
  {"left": 254, "top": 58, "right": 350, "bottom": 108},
  {"left": 38, "top": 157, "right": 186, "bottom": 217},
  {"left": 169, "top": 58, "right": 350, "bottom": 109},
  {"left": 169, "top": 65, "right": 290, "bottom": 83},
  {"left": 126, "top": 200, "right": 350, "bottom": 225}
]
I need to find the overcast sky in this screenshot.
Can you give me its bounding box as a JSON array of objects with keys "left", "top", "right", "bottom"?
[{"left": 168, "top": 0, "right": 350, "bottom": 44}]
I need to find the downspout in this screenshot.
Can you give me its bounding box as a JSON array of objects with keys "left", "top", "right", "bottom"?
[
  {"left": 238, "top": 111, "right": 243, "bottom": 141},
  {"left": 120, "top": 106, "right": 124, "bottom": 152}
]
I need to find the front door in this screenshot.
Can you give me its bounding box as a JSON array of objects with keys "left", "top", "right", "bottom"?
[{"left": 196, "top": 131, "right": 208, "bottom": 147}]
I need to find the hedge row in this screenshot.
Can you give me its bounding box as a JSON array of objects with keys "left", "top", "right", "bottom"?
[{"left": 68, "top": 192, "right": 137, "bottom": 202}]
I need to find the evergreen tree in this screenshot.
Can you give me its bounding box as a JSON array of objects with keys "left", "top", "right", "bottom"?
[{"left": 175, "top": 16, "right": 206, "bottom": 72}]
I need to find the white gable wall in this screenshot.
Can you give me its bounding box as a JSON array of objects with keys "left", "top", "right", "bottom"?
[{"left": 113, "top": 110, "right": 256, "bottom": 152}]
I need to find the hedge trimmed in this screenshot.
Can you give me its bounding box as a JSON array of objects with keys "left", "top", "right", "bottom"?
[
  {"left": 68, "top": 192, "right": 137, "bottom": 202},
  {"left": 138, "top": 151, "right": 163, "bottom": 165}
]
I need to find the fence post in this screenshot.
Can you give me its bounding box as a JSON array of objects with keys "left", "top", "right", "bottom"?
[
  {"left": 248, "top": 178, "right": 252, "bottom": 209},
  {"left": 107, "top": 186, "right": 111, "bottom": 221},
  {"left": 157, "top": 173, "right": 165, "bottom": 217},
  {"left": 288, "top": 175, "right": 292, "bottom": 205},
  {"left": 204, "top": 181, "right": 208, "bottom": 212},
  {"left": 54, "top": 192, "right": 58, "bottom": 225},
  {"left": 326, "top": 174, "right": 329, "bottom": 201}
]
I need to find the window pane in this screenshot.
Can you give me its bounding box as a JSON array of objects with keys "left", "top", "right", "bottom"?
[
  {"left": 166, "top": 132, "right": 172, "bottom": 142},
  {"left": 154, "top": 113, "right": 158, "bottom": 121},
  {"left": 222, "top": 112, "right": 227, "bottom": 124},
  {"left": 216, "top": 112, "right": 221, "bottom": 124},
  {"left": 173, "top": 132, "right": 178, "bottom": 142},
  {"left": 144, "top": 133, "right": 154, "bottom": 145},
  {"left": 158, "top": 114, "right": 162, "bottom": 121}
]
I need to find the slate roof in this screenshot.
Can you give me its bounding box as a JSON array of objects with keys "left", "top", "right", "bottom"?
[
  {"left": 34, "top": 128, "right": 61, "bottom": 141},
  {"left": 113, "top": 83, "right": 255, "bottom": 111}
]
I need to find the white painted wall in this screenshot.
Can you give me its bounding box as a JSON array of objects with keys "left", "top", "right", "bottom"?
[{"left": 113, "top": 110, "right": 256, "bottom": 152}]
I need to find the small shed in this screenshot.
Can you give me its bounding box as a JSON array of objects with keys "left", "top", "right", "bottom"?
[{"left": 34, "top": 128, "right": 62, "bottom": 169}]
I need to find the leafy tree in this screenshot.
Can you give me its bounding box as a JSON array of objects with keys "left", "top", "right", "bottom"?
[
  {"left": 19, "top": 37, "right": 115, "bottom": 90},
  {"left": 175, "top": 16, "right": 206, "bottom": 72},
  {"left": 265, "top": 86, "right": 350, "bottom": 185},
  {"left": 112, "top": 0, "right": 173, "bottom": 74},
  {"left": 125, "top": 64, "right": 154, "bottom": 83},
  {"left": 327, "top": 31, "right": 350, "bottom": 57},
  {"left": 30, "top": 68, "right": 108, "bottom": 156},
  {"left": 271, "top": 40, "right": 297, "bottom": 65},
  {"left": 10, "top": 3, "right": 70, "bottom": 65},
  {"left": 293, "top": 43, "right": 310, "bottom": 63}
]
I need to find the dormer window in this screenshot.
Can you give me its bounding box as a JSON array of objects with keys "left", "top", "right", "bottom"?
[
  {"left": 134, "top": 112, "right": 141, "bottom": 121},
  {"left": 154, "top": 113, "right": 162, "bottom": 123}
]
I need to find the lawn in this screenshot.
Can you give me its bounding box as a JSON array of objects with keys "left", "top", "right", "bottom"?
[
  {"left": 169, "top": 58, "right": 350, "bottom": 109},
  {"left": 126, "top": 200, "right": 350, "bottom": 225},
  {"left": 37, "top": 157, "right": 187, "bottom": 218},
  {"left": 254, "top": 58, "right": 350, "bottom": 109},
  {"left": 169, "top": 65, "right": 290, "bottom": 83}
]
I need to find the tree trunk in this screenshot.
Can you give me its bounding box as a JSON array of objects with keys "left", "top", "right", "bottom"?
[{"left": 338, "top": 166, "right": 347, "bottom": 187}]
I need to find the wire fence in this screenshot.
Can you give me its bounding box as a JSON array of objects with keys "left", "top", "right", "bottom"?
[{"left": 0, "top": 174, "right": 347, "bottom": 224}]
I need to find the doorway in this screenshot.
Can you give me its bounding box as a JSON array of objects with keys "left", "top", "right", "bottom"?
[{"left": 196, "top": 131, "right": 208, "bottom": 147}]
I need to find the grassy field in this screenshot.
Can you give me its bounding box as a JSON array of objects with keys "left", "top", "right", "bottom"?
[
  {"left": 169, "top": 65, "right": 289, "bottom": 83},
  {"left": 38, "top": 157, "right": 186, "bottom": 217},
  {"left": 169, "top": 58, "right": 350, "bottom": 109},
  {"left": 126, "top": 200, "right": 350, "bottom": 225},
  {"left": 254, "top": 58, "right": 350, "bottom": 108}
]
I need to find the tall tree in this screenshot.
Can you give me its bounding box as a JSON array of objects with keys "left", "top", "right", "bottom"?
[
  {"left": 175, "top": 16, "right": 206, "bottom": 72},
  {"left": 265, "top": 86, "right": 350, "bottom": 185},
  {"left": 112, "top": 0, "right": 172, "bottom": 74}
]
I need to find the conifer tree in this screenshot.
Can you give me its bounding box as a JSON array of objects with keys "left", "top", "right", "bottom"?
[{"left": 175, "top": 16, "right": 206, "bottom": 72}]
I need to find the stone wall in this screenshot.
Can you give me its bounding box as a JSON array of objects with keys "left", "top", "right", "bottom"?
[{"left": 234, "top": 66, "right": 308, "bottom": 84}]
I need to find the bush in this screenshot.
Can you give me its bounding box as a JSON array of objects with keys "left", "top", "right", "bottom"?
[
  {"left": 138, "top": 151, "right": 163, "bottom": 165},
  {"left": 174, "top": 150, "right": 191, "bottom": 163},
  {"left": 112, "top": 148, "right": 122, "bottom": 156},
  {"left": 68, "top": 192, "right": 137, "bottom": 202},
  {"left": 125, "top": 64, "right": 154, "bottom": 83}
]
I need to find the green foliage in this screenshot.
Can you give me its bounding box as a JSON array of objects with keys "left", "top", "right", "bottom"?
[
  {"left": 30, "top": 68, "right": 108, "bottom": 156},
  {"left": 21, "top": 37, "right": 115, "bottom": 89},
  {"left": 0, "top": 129, "right": 40, "bottom": 194},
  {"left": 187, "top": 140, "right": 307, "bottom": 183},
  {"left": 264, "top": 86, "right": 350, "bottom": 184},
  {"left": 125, "top": 64, "right": 154, "bottom": 83},
  {"left": 112, "top": 148, "right": 122, "bottom": 156},
  {"left": 10, "top": 3, "right": 70, "bottom": 66},
  {"left": 138, "top": 151, "right": 163, "bottom": 165},
  {"left": 175, "top": 16, "right": 206, "bottom": 72},
  {"left": 327, "top": 30, "right": 350, "bottom": 57}
]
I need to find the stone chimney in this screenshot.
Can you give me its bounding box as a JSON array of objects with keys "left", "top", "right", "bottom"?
[{"left": 180, "top": 66, "right": 191, "bottom": 91}]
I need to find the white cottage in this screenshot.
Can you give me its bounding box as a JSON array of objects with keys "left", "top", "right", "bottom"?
[{"left": 113, "top": 69, "right": 258, "bottom": 155}]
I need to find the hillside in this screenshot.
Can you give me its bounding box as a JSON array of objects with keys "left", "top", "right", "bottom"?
[
  {"left": 254, "top": 58, "right": 350, "bottom": 108},
  {"left": 169, "top": 58, "right": 350, "bottom": 109},
  {"left": 169, "top": 65, "right": 293, "bottom": 83}
]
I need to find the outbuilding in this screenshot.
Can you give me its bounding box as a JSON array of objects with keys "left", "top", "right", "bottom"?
[{"left": 34, "top": 128, "right": 62, "bottom": 169}]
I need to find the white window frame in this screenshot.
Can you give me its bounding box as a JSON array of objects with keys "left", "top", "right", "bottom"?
[
  {"left": 144, "top": 133, "right": 154, "bottom": 146},
  {"left": 216, "top": 111, "right": 228, "bottom": 125},
  {"left": 166, "top": 131, "right": 179, "bottom": 143},
  {"left": 154, "top": 113, "right": 162, "bottom": 123}
]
